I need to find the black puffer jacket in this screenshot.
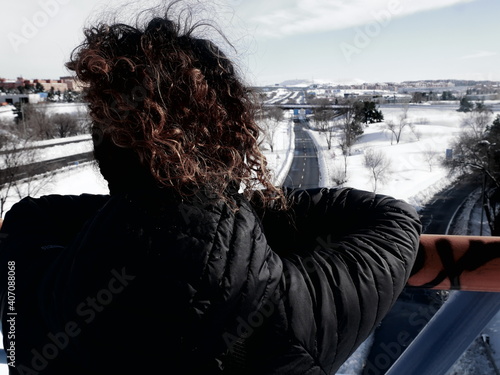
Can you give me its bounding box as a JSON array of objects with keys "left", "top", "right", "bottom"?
[{"left": 0, "top": 187, "right": 421, "bottom": 375}]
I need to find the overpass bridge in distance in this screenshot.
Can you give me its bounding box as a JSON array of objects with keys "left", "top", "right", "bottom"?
[
  {"left": 262, "top": 103, "right": 349, "bottom": 121},
  {"left": 262, "top": 103, "right": 349, "bottom": 110}
]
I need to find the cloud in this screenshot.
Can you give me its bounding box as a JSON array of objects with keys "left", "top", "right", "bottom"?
[
  {"left": 242, "top": 0, "right": 479, "bottom": 38},
  {"left": 459, "top": 50, "right": 499, "bottom": 60}
]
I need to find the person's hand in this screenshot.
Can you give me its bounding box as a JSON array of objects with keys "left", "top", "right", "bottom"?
[{"left": 0, "top": 217, "right": 3, "bottom": 230}]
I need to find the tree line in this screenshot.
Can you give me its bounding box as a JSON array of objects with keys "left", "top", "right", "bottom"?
[
  {"left": 12, "top": 103, "right": 88, "bottom": 140},
  {"left": 0, "top": 82, "right": 82, "bottom": 103},
  {"left": 0, "top": 103, "right": 91, "bottom": 216},
  {"left": 443, "top": 102, "right": 500, "bottom": 235},
  {"left": 258, "top": 96, "right": 500, "bottom": 233}
]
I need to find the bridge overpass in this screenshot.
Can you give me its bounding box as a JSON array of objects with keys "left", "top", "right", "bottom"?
[{"left": 262, "top": 103, "right": 349, "bottom": 110}]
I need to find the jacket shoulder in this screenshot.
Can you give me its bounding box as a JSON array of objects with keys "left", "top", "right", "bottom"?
[{"left": 250, "top": 187, "right": 421, "bottom": 374}]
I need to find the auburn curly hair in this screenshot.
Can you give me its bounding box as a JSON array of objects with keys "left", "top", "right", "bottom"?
[{"left": 66, "top": 5, "right": 284, "bottom": 208}]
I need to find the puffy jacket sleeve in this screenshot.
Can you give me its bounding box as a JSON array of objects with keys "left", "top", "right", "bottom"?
[{"left": 255, "top": 187, "right": 421, "bottom": 374}]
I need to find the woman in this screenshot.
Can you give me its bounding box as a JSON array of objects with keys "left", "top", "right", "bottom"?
[{"left": 0, "top": 5, "right": 421, "bottom": 375}]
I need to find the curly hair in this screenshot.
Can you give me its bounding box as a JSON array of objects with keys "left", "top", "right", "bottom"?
[{"left": 66, "top": 6, "right": 285, "bottom": 208}]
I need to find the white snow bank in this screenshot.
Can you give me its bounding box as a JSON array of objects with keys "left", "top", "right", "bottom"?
[
  {"left": 0, "top": 137, "right": 93, "bottom": 169},
  {"left": 307, "top": 103, "right": 500, "bottom": 210}
]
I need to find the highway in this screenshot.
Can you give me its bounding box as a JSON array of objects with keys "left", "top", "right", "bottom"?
[
  {"left": 361, "top": 177, "right": 485, "bottom": 374},
  {"left": 282, "top": 120, "right": 320, "bottom": 189},
  {"left": 280, "top": 118, "right": 487, "bottom": 374},
  {"left": 0, "top": 152, "right": 94, "bottom": 182},
  {"left": 419, "top": 176, "right": 482, "bottom": 235}
]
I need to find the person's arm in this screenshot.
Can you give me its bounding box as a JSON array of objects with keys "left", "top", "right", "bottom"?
[{"left": 256, "top": 187, "right": 421, "bottom": 374}]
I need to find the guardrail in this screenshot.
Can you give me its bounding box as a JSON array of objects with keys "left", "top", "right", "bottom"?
[
  {"left": 409, "top": 234, "right": 500, "bottom": 292},
  {"left": 0, "top": 152, "right": 94, "bottom": 182},
  {"left": 0, "top": 234, "right": 498, "bottom": 372},
  {"left": 385, "top": 234, "right": 500, "bottom": 375}
]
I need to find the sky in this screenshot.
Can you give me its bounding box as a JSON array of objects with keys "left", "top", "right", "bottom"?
[{"left": 0, "top": 0, "right": 499, "bottom": 86}]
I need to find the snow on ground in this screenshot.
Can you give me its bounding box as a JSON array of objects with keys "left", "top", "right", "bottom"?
[
  {"left": 0, "top": 106, "right": 16, "bottom": 123},
  {"left": 32, "top": 136, "right": 92, "bottom": 162},
  {"left": 0, "top": 161, "right": 109, "bottom": 218},
  {"left": 30, "top": 133, "right": 91, "bottom": 147},
  {"left": 37, "top": 162, "right": 109, "bottom": 196},
  {"left": 307, "top": 103, "right": 497, "bottom": 210},
  {"left": 306, "top": 102, "right": 500, "bottom": 375},
  {"left": 263, "top": 88, "right": 294, "bottom": 104},
  {"left": 260, "top": 115, "right": 295, "bottom": 186},
  {"left": 1, "top": 102, "right": 500, "bottom": 374},
  {"left": 0, "top": 136, "right": 93, "bottom": 169},
  {"left": 37, "top": 102, "right": 88, "bottom": 116},
  {"left": 0, "top": 103, "right": 88, "bottom": 125}
]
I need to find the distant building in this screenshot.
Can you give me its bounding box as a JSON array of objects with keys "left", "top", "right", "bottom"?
[
  {"left": 0, "top": 76, "right": 84, "bottom": 93},
  {"left": 0, "top": 93, "right": 43, "bottom": 104},
  {"left": 0, "top": 77, "right": 22, "bottom": 90},
  {"left": 59, "top": 76, "right": 85, "bottom": 91}
]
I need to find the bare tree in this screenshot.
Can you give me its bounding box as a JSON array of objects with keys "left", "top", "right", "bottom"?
[
  {"left": 337, "top": 132, "right": 350, "bottom": 178},
  {"left": 260, "top": 117, "right": 279, "bottom": 152},
  {"left": 13, "top": 141, "right": 56, "bottom": 200},
  {"left": 422, "top": 146, "right": 439, "bottom": 172},
  {"left": 75, "top": 105, "right": 92, "bottom": 135},
  {"left": 0, "top": 129, "right": 54, "bottom": 216},
  {"left": 312, "top": 98, "right": 331, "bottom": 132},
  {"left": 313, "top": 100, "right": 337, "bottom": 150},
  {"left": 260, "top": 106, "right": 286, "bottom": 153},
  {"left": 324, "top": 119, "right": 337, "bottom": 151},
  {"left": 0, "top": 138, "right": 31, "bottom": 216},
  {"left": 337, "top": 101, "right": 364, "bottom": 155},
  {"left": 363, "top": 148, "right": 392, "bottom": 192},
  {"left": 415, "top": 117, "right": 429, "bottom": 125},
  {"left": 386, "top": 102, "right": 410, "bottom": 145},
  {"left": 0, "top": 135, "right": 19, "bottom": 216},
  {"left": 52, "top": 113, "right": 80, "bottom": 138},
  {"left": 336, "top": 100, "right": 366, "bottom": 178},
  {"left": 268, "top": 106, "right": 284, "bottom": 125},
  {"left": 330, "top": 164, "right": 348, "bottom": 187},
  {"left": 443, "top": 110, "right": 500, "bottom": 234},
  {"left": 256, "top": 101, "right": 285, "bottom": 153},
  {"left": 23, "top": 104, "right": 54, "bottom": 140},
  {"left": 460, "top": 105, "right": 493, "bottom": 138},
  {"left": 408, "top": 123, "right": 421, "bottom": 141},
  {"left": 444, "top": 106, "right": 497, "bottom": 187}
]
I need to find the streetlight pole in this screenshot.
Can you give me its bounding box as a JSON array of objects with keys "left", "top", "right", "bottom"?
[
  {"left": 477, "top": 139, "right": 491, "bottom": 236},
  {"left": 480, "top": 170, "right": 486, "bottom": 236}
]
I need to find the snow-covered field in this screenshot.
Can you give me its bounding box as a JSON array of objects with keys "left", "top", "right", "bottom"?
[
  {"left": 308, "top": 103, "right": 487, "bottom": 208},
  {"left": 1, "top": 101, "right": 500, "bottom": 374},
  {"left": 0, "top": 135, "right": 92, "bottom": 169}
]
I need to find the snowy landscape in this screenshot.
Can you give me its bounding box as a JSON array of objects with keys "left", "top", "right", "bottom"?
[
  {"left": 1, "top": 0, "right": 499, "bottom": 372},
  {"left": 1, "top": 97, "right": 500, "bottom": 374}
]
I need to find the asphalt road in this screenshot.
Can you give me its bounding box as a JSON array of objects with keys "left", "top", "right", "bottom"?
[
  {"left": 282, "top": 120, "right": 320, "bottom": 189},
  {"left": 418, "top": 176, "right": 481, "bottom": 235},
  {"left": 362, "top": 177, "right": 483, "bottom": 374},
  {"left": 0, "top": 151, "right": 94, "bottom": 182}
]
